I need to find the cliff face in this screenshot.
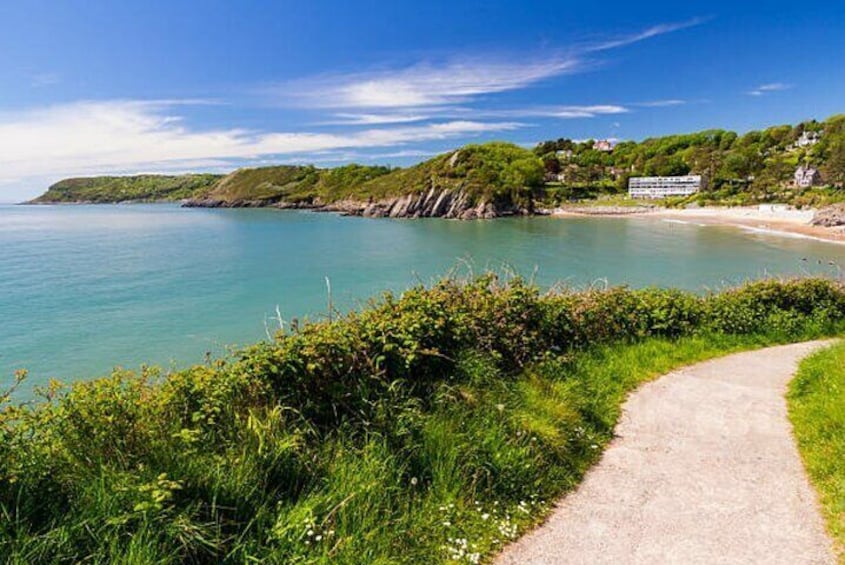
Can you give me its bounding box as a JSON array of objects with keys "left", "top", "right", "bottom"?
[{"left": 184, "top": 187, "right": 531, "bottom": 219}]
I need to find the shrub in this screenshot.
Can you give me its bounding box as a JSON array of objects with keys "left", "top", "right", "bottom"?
[{"left": 1, "top": 275, "right": 843, "bottom": 562}]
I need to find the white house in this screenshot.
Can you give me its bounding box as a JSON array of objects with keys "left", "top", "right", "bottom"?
[
  {"left": 593, "top": 139, "right": 615, "bottom": 152},
  {"left": 628, "top": 175, "right": 702, "bottom": 199},
  {"left": 794, "top": 166, "right": 821, "bottom": 188},
  {"left": 796, "top": 131, "right": 821, "bottom": 148}
]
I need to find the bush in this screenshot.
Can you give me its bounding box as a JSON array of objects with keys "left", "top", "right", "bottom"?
[{"left": 1, "top": 275, "right": 843, "bottom": 562}]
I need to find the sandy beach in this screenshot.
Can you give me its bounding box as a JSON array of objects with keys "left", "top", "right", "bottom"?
[{"left": 552, "top": 205, "right": 845, "bottom": 245}]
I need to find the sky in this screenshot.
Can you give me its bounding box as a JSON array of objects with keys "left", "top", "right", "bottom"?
[{"left": 1, "top": 0, "right": 844, "bottom": 201}]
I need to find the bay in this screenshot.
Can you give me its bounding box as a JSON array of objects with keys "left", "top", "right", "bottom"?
[{"left": 2, "top": 203, "right": 843, "bottom": 394}]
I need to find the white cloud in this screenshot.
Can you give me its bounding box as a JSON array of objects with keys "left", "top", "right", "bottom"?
[
  {"left": 0, "top": 100, "right": 522, "bottom": 191},
  {"left": 282, "top": 58, "right": 584, "bottom": 109},
  {"left": 633, "top": 99, "right": 686, "bottom": 107},
  {"left": 584, "top": 18, "right": 709, "bottom": 52},
  {"left": 273, "top": 19, "right": 706, "bottom": 111},
  {"left": 484, "top": 105, "right": 629, "bottom": 119},
  {"left": 326, "top": 104, "right": 628, "bottom": 126},
  {"left": 317, "top": 112, "right": 435, "bottom": 126},
  {"left": 747, "top": 82, "right": 792, "bottom": 96}
]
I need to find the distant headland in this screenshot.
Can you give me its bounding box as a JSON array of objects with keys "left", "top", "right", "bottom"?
[{"left": 28, "top": 115, "right": 845, "bottom": 222}]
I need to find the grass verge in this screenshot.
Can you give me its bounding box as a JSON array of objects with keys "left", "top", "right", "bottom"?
[{"left": 789, "top": 341, "right": 845, "bottom": 562}]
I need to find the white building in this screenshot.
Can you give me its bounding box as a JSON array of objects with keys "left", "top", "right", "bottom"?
[
  {"left": 794, "top": 166, "right": 821, "bottom": 188},
  {"left": 628, "top": 175, "right": 702, "bottom": 199},
  {"left": 593, "top": 139, "right": 616, "bottom": 152},
  {"left": 796, "top": 131, "right": 821, "bottom": 148}
]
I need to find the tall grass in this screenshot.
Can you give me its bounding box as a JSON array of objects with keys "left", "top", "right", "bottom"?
[
  {"left": 2, "top": 275, "right": 844, "bottom": 563},
  {"left": 789, "top": 341, "right": 845, "bottom": 562}
]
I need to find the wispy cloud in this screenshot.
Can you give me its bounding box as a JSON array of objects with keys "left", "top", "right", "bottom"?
[
  {"left": 584, "top": 17, "right": 709, "bottom": 52},
  {"left": 30, "top": 73, "right": 61, "bottom": 88},
  {"left": 323, "top": 104, "right": 628, "bottom": 125},
  {"left": 632, "top": 99, "right": 686, "bottom": 108},
  {"left": 0, "top": 100, "right": 522, "bottom": 189},
  {"left": 316, "top": 112, "right": 435, "bottom": 126},
  {"left": 272, "top": 19, "right": 707, "bottom": 111},
  {"left": 483, "top": 105, "right": 629, "bottom": 119},
  {"left": 281, "top": 58, "right": 584, "bottom": 109},
  {"left": 747, "top": 82, "right": 792, "bottom": 96}
]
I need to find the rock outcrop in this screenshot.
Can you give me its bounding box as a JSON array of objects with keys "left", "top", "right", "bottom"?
[
  {"left": 811, "top": 204, "right": 845, "bottom": 227},
  {"left": 184, "top": 188, "right": 530, "bottom": 220}
]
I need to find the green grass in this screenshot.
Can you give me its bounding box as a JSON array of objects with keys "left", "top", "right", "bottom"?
[
  {"left": 2, "top": 276, "right": 845, "bottom": 563},
  {"left": 789, "top": 341, "right": 845, "bottom": 562},
  {"left": 30, "top": 174, "right": 222, "bottom": 203}
]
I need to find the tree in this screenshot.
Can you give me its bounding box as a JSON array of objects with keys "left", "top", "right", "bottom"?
[{"left": 822, "top": 140, "right": 845, "bottom": 187}]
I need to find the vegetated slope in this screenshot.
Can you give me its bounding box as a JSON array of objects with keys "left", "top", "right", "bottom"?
[
  {"left": 30, "top": 174, "right": 223, "bottom": 203},
  {"left": 192, "top": 163, "right": 393, "bottom": 205},
  {"left": 187, "top": 142, "right": 546, "bottom": 218},
  {"left": 2, "top": 275, "right": 844, "bottom": 563},
  {"left": 789, "top": 341, "right": 845, "bottom": 561},
  {"left": 535, "top": 114, "right": 845, "bottom": 207}
]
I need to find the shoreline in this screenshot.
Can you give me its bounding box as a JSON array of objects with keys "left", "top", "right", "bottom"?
[
  {"left": 18, "top": 199, "right": 845, "bottom": 245},
  {"left": 552, "top": 205, "right": 845, "bottom": 245}
]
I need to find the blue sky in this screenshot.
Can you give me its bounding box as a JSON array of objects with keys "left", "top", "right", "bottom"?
[{"left": 1, "top": 0, "right": 844, "bottom": 200}]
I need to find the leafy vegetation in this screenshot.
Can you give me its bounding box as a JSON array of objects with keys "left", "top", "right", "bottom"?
[
  {"left": 30, "top": 116, "right": 845, "bottom": 211},
  {"left": 2, "top": 274, "right": 844, "bottom": 563},
  {"left": 30, "top": 174, "right": 223, "bottom": 203},
  {"left": 789, "top": 341, "right": 845, "bottom": 562},
  {"left": 198, "top": 142, "right": 545, "bottom": 208},
  {"left": 30, "top": 143, "right": 546, "bottom": 210},
  {"left": 535, "top": 114, "right": 845, "bottom": 207}
]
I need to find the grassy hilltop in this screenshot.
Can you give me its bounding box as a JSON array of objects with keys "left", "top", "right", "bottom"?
[
  {"left": 29, "top": 174, "right": 223, "bottom": 204},
  {"left": 2, "top": 274, "right": 844, "bottom": 563}
]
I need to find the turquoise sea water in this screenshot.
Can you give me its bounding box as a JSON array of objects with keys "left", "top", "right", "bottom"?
[{"left": 2, "top": 203, "right": 843, "bottom": 393}]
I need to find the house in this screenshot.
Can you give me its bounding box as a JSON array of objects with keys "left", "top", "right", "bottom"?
[
  {"left": 593, "top": 139, "right": 616, "bottom": 152},
  {"left": 628, "top": 175, "right": 702, "bottom": 199},
  {"left": 555, "top": 149, "right": 573, "bottom": 159},
  {"left": 795, "top": 131, "right": 821, "bottom": 148},
  {"left": 794, "top": 166, "right": 821, "bottom": 188}
]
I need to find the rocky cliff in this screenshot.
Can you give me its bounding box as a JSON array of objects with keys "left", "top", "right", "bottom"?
[{"left": 184, "top": 187, "right": 531, "bottom": 219}]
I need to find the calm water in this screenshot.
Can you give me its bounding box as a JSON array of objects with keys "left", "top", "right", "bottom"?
[{"left": 2, "top": 204, "right": 844, "bottom": 393}]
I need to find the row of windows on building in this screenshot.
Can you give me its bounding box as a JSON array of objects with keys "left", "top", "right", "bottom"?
[{"left": 627, "top": 166, "right": 823, "bottom": 199}]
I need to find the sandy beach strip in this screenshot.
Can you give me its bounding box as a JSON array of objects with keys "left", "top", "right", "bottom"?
[{"left": 551, "top": 205, "right": 845, "bottom": 245}]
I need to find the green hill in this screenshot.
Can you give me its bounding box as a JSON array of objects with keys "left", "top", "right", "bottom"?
[
  {"left": 28, "top": 116, "right": 845, "bottom": 211},
  {"left": 536, "top": 114, "right": 845, "bottom": 207},
  {"left": 30, "top": 174, "right": 223, "bottom": 204},
  {"left": 192, "top": 142, "right": 544, "bottom": 209}
]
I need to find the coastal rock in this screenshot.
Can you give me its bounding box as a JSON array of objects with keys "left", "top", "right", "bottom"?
[
  {"left": 811, "top": 204, "right": 845, "bottom": 227},
  {"left": 183, "top": 188, "right": 527, "bottom": 220}
]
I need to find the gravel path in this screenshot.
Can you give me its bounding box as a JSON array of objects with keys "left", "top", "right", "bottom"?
[{"left": 496, "top": 340, "right": 838, "bottom": 565}]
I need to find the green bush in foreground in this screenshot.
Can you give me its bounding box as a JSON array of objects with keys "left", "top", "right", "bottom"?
[
  {"left": 789, "top": 341, "right": 845, "bottom": 562},
  {"left": 1, "top": 276, "right": 844, "bottom": 563}
]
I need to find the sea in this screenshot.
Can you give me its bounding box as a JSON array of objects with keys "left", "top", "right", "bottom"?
[{"left": 2, "top": 203, "right": 843, "bottom": 395}]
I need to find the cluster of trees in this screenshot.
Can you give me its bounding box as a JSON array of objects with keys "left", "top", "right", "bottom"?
[{"left": 535, "top": 115, "right": 845, "bottom": 204}]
